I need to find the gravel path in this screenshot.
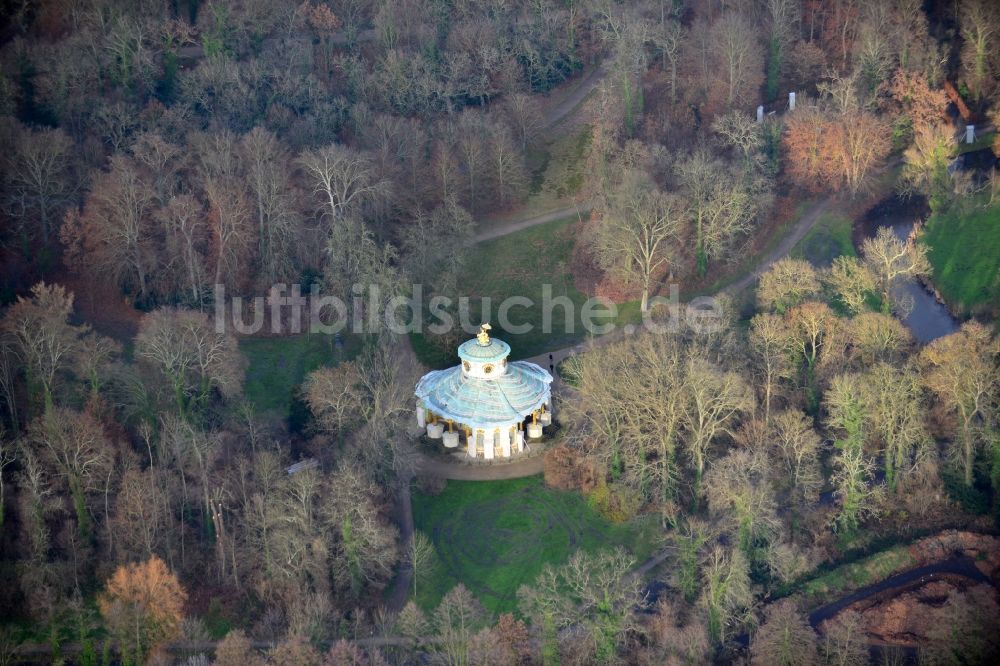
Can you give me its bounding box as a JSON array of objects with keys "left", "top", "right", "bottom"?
[
  {"left": 473, "top": 204, "right": 588, "bottom": 243},
  {"left": 412, "top": 449, "right": 545, "bottom": 480},
  {"left": 471, "top": 61, "right": 608, "bottom": 243},
  {"left": 721, "top": 196, "right": 832, "bottom": 296},
  {"left": 542, "top": 61, "right": 609, "bottom": 128}
]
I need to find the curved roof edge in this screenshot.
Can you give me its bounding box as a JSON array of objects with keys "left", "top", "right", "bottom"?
[{"left": 415, "top": 361, "right": 552, "bottom": 427}]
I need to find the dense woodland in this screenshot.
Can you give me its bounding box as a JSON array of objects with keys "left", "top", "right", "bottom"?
[{"left": 0, "top": 0, "right": 999, "bottom": 664}]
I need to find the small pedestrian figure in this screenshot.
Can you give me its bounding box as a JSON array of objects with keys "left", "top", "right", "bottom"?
[{"left": 549, "top": 353, "right": 554, "bottom": 374}]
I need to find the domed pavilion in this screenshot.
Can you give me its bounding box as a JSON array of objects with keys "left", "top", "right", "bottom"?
[{"left": 415, "top": 324, "right": 554, "bottom": 459}]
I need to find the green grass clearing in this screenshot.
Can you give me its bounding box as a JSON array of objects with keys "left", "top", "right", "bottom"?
[
  {"left": 411, "top": 215, "right": 642, "bottom": 367},
  {"left": 957, "top": 131, "right": 995, "bottom": 154},
  {"left": 792, "top": 545, "right": 915, "bottom": 609},
  {"left": 922, "top": 198, "right": 1000, "bottom": 314},
  {"left": 240, "top": 332, "right": 361, "bottom": 417},
  {"left": 537, "top": 125, "right": 592, "bottom": 200},
  {"left": 411, "top": 475, "right": 659, "bottom": 614},
  {"left": 790, "top": 210, "right": 857, "bottom": 267}
]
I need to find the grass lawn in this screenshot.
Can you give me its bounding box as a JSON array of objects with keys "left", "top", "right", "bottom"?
[
  {"left": 411, "top": 215, "right": 642, "bottom": 368},
  {"left": 790, "top": 209, "right": 856, "bottom": 267},
  {"left": 411, "top": 475, "right": 659, "bottom": 614},
  {"left": 957, "top": 131, "right": 995, "bottom": 154},
  {"left": 240, "top": 333, "right": 361, "bottom": 417},
  {"left": 922, "top": 199, "right": 1000, "bottom": 314}
]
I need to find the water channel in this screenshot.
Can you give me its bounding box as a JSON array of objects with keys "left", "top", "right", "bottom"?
[{"left": 855, "top": 195, "right": 959, "bottom": 344}]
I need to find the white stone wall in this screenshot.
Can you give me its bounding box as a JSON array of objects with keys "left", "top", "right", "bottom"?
[{"left": 461, "top": 358, "right": 509, "bottom": 379}]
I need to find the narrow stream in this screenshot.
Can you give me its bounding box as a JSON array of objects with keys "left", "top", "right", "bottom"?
[{"left": 856, "top": 195, "right": 959, "bottom": 343}]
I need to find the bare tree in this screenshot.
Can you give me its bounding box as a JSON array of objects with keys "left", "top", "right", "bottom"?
[
  {"left": 303, "top": 361, "right": 363, "bottom": 443},
  {"left": 820, "top": 610, "right": 868, "bottom": 666},
  {"left": 683, "top": 357, "right": 754, "bottom": 493},
  {"left": 642, "top": 599, "right": 711, "bottom": 664},
  {"left": 749, "top": 314, "right": 796, "bottom": 423},
  {"left": 865, "top": 362, "right": 929, "bottom": 492},
  {"left": 15, "top": 446, "right": 54, "bottom": 563},
  {"left": 591, "top": 171, "right": 683, "bottom": 312},
  {"left": 203, "top": 176, "right": 254, "bottom": 294},
  {"left": 456, "top": 110, "right": 488, "bottom": 210},
  {"left": 861, "top": 227, "right": 931, "bottom": 312},
  {"left": 700, "top": 545, "right": 753, "bottom": 645},
  {"left": 846, "top": 312, "right": 912, "bottom": 367},
  {"left": 3, "top": 125, "right": 75, "bottom": 246},
  {"left": 130, "top": 133, "right": 181, "bottom": 207},
  {"left": 215, "top": 629, "right": 263, "bottom": 666},
  {"left": 918, "top": 322, "right": 999, "bottom": 487},
  {"left": 503, "top": 93, "right": 542, "bottom": 150},
  {"left": 825, "top": 373, "right": 884, "bottom": 533},
  {"left": 0, "top": 427, "right": 14, "bottom": 529},
  {"left": 28, "top": 408, "right": 113, "bottom": 540},
  {"left": 825, "top": 256, "right": 876, "bottom": 315},
  {"left": 786, "top": 302, "right": 837, "bottom": 375},
  {"left": 434, "top": 584, "right": 488, "bottom": 666},
  {"left": 75, "top": 330, "right": 122, "bottom": 404},
  {"left": 135, "top": 307, "right": 244, "bottom": 418},
  {"left": 768, "top": 409, "right": 823, "bottom": 501},
  {"left": 765, "top": 0, "right": 800, "bottom": 98},
  {"left": 326, "top": 464, "right": 399, "bottom": 598},
  {"left": 487, "top": 122, "right": 528, "bottom": 208},
  {"left": 0, "top": 337, "right": 18, "bottom": 430},
  {"left": 713, "top": 110, "right": 764, "bottom": 170},
  {"left": 710, "top": 12, "right": 765, "bottom": 109},
  {"left": 959, "top": 0, "right": 1000, "bottom": 102},
  {"left": 651, "top": 17, "right": 683, "bottom": 104},
  {"left": 567, "top": 335, "right": 688, "bottom": 521},
  {"left": 158, "top": 194, "right": 209, "bottom": 306},
  {"left": 676, "top": 151, "right": 766, "bottom": 275},
  {"left": 325, "top": 218, "right": 404, "bottom": 336},
  {"left": 399, "top": 200, "right": 475, "bottom": 294},
  {"left": 240, "top": 127, "right": 299, "bottom": 284},
  {"left": 757, "top": 259, "right": 821, "bottom": 314},
  {"left": 900, "top": 122, "right": 957, "bottom": 203},
  {"left": 518, "top": 548, "right": 639, "bottom": 663},
  {"left": 62, "top": 156, "right": 156, "bottom": 300},
  {"left": 751, "top": 599, "right": 819, "bottom": 666},
  {"left": 1, "top": 282, "right": 82, "bottom": 411},
  {"left": 300, "top": 144, "right": 385, "bottom": 228},
  {"left": 704, "top": 448, "right": 781, "bottom": 560},
  {"left": 836, "top": 110, "right": 892, "bottom": 197},
  {"left": 407, "top": 530, "right": 437, "bottom": 598}
]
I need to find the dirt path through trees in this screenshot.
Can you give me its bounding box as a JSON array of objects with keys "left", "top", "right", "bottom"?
[
  {"left": 721, "top": 197, "right": 832, "bottom": 295},
  {"left": 542, "top": 61, "right": 609, "bottom": 128},
  {"left": 473, "top": 204, "right": 589, "bottom": 242}
]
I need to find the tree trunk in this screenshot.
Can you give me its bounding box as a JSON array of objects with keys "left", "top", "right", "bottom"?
[{"left": 69, "top": 476, "right": 91, "bottom": 540}]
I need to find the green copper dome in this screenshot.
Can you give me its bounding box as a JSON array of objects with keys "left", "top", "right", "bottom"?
[
  {"left": 457, "top": 337, "right": 511, "bottom": 363},
  {"left": 415, "top": 360, "right": 551, "bottom": 427}
]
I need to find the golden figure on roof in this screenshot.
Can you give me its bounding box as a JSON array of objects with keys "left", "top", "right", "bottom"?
[{"left": 477, "top": 323, "right": 492, "bottom": 345}]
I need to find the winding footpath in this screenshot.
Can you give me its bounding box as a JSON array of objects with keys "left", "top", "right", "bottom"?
[
  {"left": 721, "top": 197, "right": 831, "bottom": 296},
  {"left": 471, "top": 60, "right": 609, "bottom": 243},
  {"left": 805, "top": 556, "right": 990, "bottom": 627}
]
